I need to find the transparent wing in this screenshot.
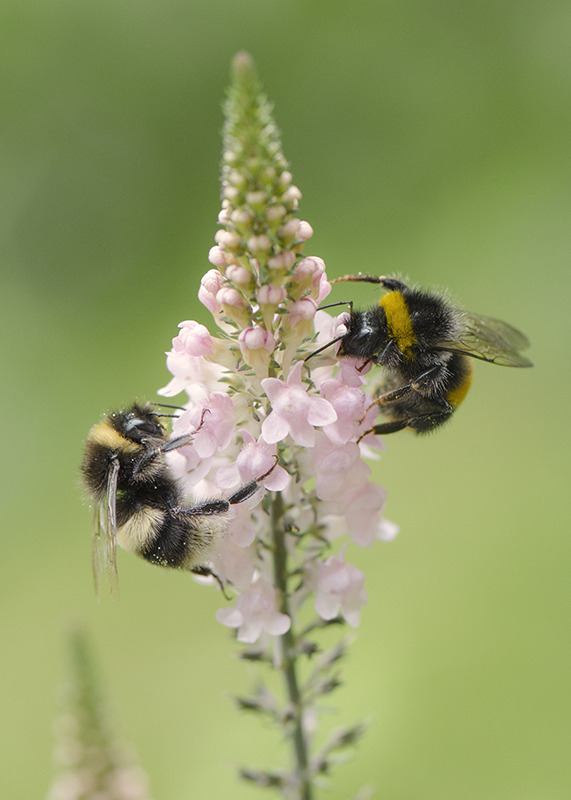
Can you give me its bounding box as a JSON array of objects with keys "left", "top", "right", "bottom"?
[
  {"left": 92, "top": 457, "right": 120, "bottom": 599},
  {"left": 437, "top": 311, "right": 533, "bottom": 367}
]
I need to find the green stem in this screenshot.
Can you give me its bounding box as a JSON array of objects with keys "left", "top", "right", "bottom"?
[{"left": 271, "top": 493, "right": 313, "bottom": 800}]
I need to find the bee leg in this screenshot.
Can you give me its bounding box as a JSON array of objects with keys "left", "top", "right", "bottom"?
[
  {"left": 367, "top": 420, "right": 408, "bottom": 435},
  {"left": 227, "top": 456, "right": 279, "bottom": 505},
  {"left": 367, "top": 365, "right": 448, "bottom": 410},
  {"left": 160, "top": 408, "right": 211, "bottom": 453},
  {"left": 359, "top": 366, "right": 449, "bottom": 440},
  {"left": 191, "top": 564, "right": 231, "bottom": 598}
]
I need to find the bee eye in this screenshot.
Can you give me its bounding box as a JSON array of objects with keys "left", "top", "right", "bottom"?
[{"left": 124, "top": 415, "right": 162, "bottom": 439}]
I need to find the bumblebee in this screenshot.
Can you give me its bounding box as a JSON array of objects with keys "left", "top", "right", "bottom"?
[
  {"left": 81, "top": 402, "right": 274, "bottom": 595},
  {"left": 307, "top": 274, "right": 532, "bottom": 435}
]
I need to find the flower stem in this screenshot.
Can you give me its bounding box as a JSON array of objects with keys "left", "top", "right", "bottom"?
[{"left": 271, "top": 492, "right": 313, "bottom": 800}]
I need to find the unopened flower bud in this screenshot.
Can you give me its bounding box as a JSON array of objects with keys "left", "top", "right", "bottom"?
[
  {"left": 226, "top": 264, "right": 253, "bottom": 286},
  {"left": 216, "top": 286, "right": 251, "bottom": 327},
  {"left": 268, "top": 250, "right": 297, "bottom": 271},
  {"left": 208, "top": 246, "right": 228, "bottom": 268},
  {"left": 231, "top": 209, "right": 253, "bottom": 227},
  {"left": 239, "top": 326, "right": 275, "bottom": 375},
  {"left": 215, "top": 229, "right": 242, "bottom": 251},
  {"left": 297, "top": 220, "right": 313, "bottom": 241},
  {"left": 246, "top": 190, "right": 267, "bottom": 209},
  {"left": 247, "top": 234, "right": 272, "bottom": 255}
]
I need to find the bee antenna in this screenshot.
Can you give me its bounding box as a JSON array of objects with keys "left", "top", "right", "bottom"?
[
  {"left": 150, "top": 402, "right": 186, "bottom": 411},
  {"left": 304, "top": 334, "right": 345, "bottom": 362},
  {"left": 331, "top": 273, "right": 384, "bottom": 285}
]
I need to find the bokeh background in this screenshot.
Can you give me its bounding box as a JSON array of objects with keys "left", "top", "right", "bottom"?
[{"left": 2, "top": 1, "right": 570, "bottom": 798}]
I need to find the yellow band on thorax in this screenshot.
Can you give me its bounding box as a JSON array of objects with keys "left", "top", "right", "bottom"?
[{"left": 380, "top": 291, "right": 416, "bottom": 357}]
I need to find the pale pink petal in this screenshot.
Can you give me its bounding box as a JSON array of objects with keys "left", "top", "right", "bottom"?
[
  {"left": 215, "top": 606, "right": 242, "bottom": 628},
  {"left": 307, "top": 397, "right": 337, "bottom": 427},
  {"left": 261, "top": 411, "right": 290, "bottom": 444},
  {"left": 264, "top": 612, "right": 291, "bottom": 636}
]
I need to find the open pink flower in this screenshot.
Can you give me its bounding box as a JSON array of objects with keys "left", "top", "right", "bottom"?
[
  {"left": 314, "top": 549, "right": 367, "bottom": 628},
  {"left": 343, "top": 482, "right": 387, "bottom": 547},
  {"left": 261, "top": 362, "right": 337, "bottom": 447},
  {"left": 320, "top": 379, "right": 367, "bottom": 445},
  {"left": 172, "top": 393, "right": 236, "bottom": 458},
  {"left": 216, "top": 430, "right": 290, "bottom": 493},
  {"left": 216, "top": 576, "right": 291, "bottom": 643}
]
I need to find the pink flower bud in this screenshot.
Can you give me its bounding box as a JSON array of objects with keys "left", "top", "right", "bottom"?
[
  {"left": 247, "top": 234, "right": 272, "bottom": 254},
  {"left": 199, "top": 269, "right": 224, "bottom": 315},
  {"left": 282, "top": 185, "right": 302, "bottom": 206},
  {"left": 217, "top": 208, "right": 231, "bottom": 225},
  {"left": 246, "top": 190, "right": 267, "bottom": 208},
  {"left": 256, "top": 284, "right": 287, "bottom": 306},
  {"left": 216, "top": 286, "right": 245, "bottom": 308},
  {"left": 208, "top": 246, "right": 227, "bottom": 267},
  {"left": 172, "top": 320, "right": 214, "bottom": 357},
  {"left": 267, "top": 250, "right": 296, "bottom": 270},
  {"left": 239, "top": 326, "right": 275, "bottom": 353},
  {"left": 215, "top": 229, "right": 241, "bottom": 250},
  {"left": 231, "top": 209, "right": 252, "bottom": 226},
  {"left": 225, "top": 265, "right": 252, "bottom": 285},
  {"left": 266, "top": 205, "right": 287, "bottom": 223}
]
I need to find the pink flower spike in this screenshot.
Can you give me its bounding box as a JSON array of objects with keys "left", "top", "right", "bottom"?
[
  {"left": 261, "top": 362, "right": 337, "bottom": 447},
  {"left": 314, "top": 549, "right": 367, "bottom": 628},
  {"left": 216, "top": 576, "right": 291, "bottom": 643}
]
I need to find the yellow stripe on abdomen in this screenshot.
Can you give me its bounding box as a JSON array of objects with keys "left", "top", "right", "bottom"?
[
  {"left": 380, "top": 291, "right": 416, "bottom": 358},
  {"left": 447, "top": 361, "right": 474, "bottom": 408}
]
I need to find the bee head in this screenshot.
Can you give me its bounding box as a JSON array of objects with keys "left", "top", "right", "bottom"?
[{"left": 110, "top": 404, "right": 167, "bottom": 444}]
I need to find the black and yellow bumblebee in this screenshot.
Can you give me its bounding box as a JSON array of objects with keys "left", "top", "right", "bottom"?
[
  {"left": 307, "top": 274, "right": 532, "bottom": 435},
  {"left": 81, "top": 402, "right": 274, "bottom": 596}
]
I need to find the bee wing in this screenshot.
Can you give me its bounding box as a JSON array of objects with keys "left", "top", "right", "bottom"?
[
  {"left": 437, "top": 311, "right": 533, "bottom": 367},
  {"left": 92, "top": 457, "right": 120, "bottom": 599}
]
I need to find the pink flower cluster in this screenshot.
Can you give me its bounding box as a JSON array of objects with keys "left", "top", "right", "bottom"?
[
  {"left": 156, "top": 60, "right": 397, "bottom": 644},
  {"left": 158, "top": 250, "right": 397, "bottom": 643}
]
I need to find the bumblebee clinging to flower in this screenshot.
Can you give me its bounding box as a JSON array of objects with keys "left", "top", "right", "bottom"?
[
  {"left": 81, "top": 403, "right": 275, "bottom": 596},
  {"left": 306, "top": 274, "right": 532, "bottom": 435}
]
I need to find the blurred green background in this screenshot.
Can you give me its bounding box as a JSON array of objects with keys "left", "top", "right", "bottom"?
[{"left": 2, "top": 1, "right": 570, "bottom": 798}]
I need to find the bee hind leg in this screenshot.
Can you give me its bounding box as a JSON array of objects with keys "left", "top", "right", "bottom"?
[{"left": 191, "top": 564, "right": 231, "bottom": 599}]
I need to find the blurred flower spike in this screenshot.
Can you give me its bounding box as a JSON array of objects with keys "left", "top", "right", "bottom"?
[
  {"left": 157, "top": 52, "right": 397, "bottom": 796},
  {"left": 47, "top": 630, "right": 153, "bottom": 800}
]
